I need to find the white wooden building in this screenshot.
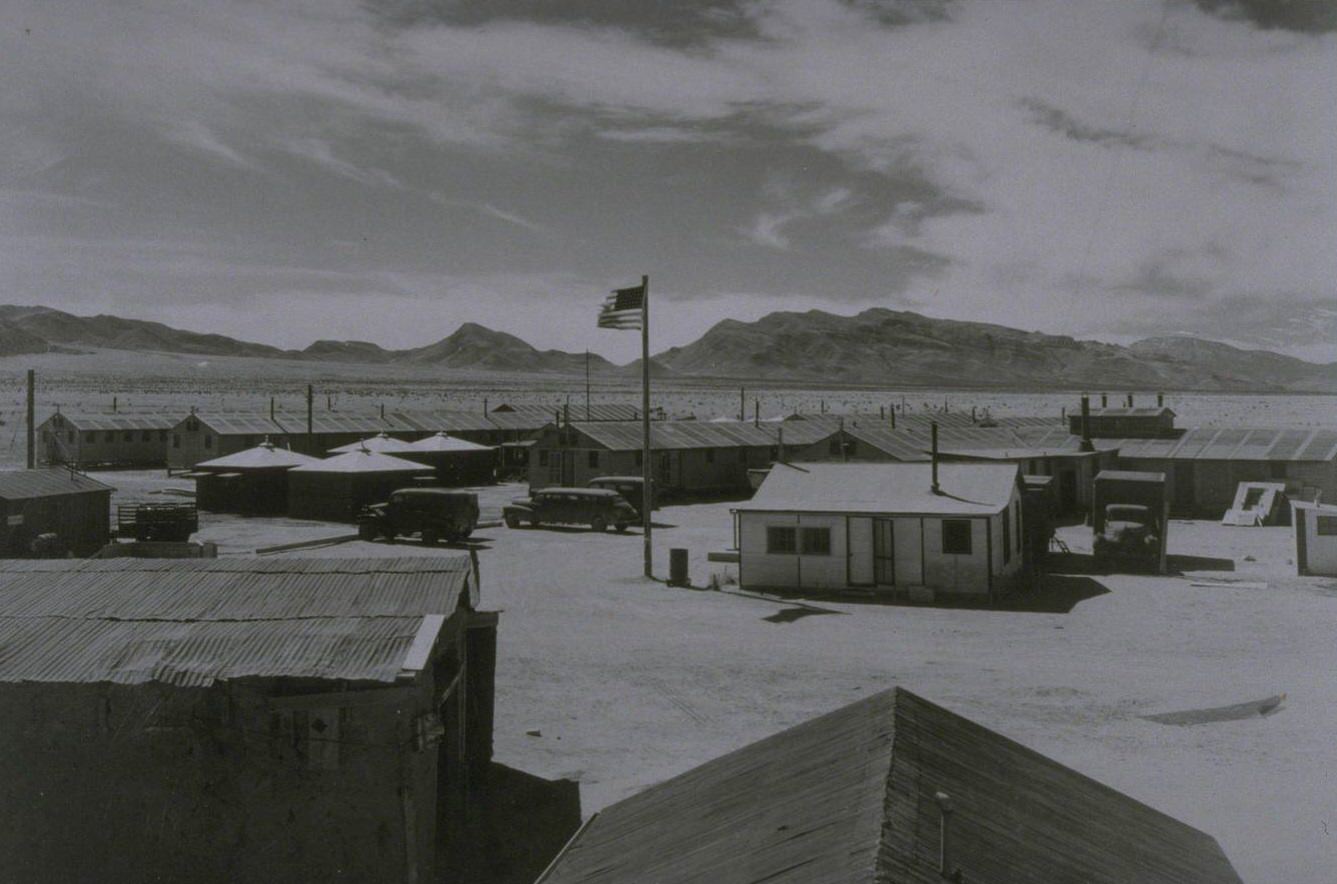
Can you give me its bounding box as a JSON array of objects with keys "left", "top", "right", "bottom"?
[{"left": 732, "top": 462, "right": 1024, "bottom": 602}]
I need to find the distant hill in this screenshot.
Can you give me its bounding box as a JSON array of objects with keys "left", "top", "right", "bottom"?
[
  {"left": 652, "top": 308, "right": 1337, "bottom": 392},
  {"left": 3, "top": 303, "right": 1334, "bottom": 391}
]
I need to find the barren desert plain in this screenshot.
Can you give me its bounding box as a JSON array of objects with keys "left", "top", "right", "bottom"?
[{"left": 4, "top": 353, "right": 1337, "bottom": 882}]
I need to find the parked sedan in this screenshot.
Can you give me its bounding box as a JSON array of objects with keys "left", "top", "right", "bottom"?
[{"left": 503, "top": 487, "right": 638, "bottom": 532}]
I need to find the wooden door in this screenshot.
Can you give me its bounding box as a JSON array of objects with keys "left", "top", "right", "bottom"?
[
  {"left": 873, "top": 518, "right": 895, "bottom": 586},
  {"left": 847, "top": 517, "right": 874, "bottom": 586}
]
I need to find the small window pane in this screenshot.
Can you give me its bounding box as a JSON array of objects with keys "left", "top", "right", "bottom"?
[
  {"left": 942, "top": 519, "right": 972, "bottom": 555},
  {"left": 766, "top": 526, "right": 797, "bottom": 554},
  {"left": 801, "top": 527, "right": 831, "bottom": 556},
  {"left": 1318, "top": 516, "right": 1337, "bottom": 536}
]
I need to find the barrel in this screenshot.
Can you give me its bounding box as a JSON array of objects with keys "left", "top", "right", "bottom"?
[{"left": 668, "top": 548, "right": 689, "bottom": 587}]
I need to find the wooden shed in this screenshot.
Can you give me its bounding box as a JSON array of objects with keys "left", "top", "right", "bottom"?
[
  {"left": 402, "top": 432, "right": 498, "bottom": 486},
  {"left": 0, "top": 556, "right": 497, "bottom": 884},
  {"left": 0, "top": 470, "right": 113, "bottom": 557},
  {"left": 732, "top": 461, "right": 1025, "bottom": 602},
  {"left": 528, "top": 420, "right": 838, "bottom": 499},
  {"left": 192, "top": 442, "right": 321, "bottom": 514},
  {"left": 38, "top": 412, "right": 179, "bottom": 468},
  {"left": 538, "top": 688, "right": 1243, "bottom": 884},
  {"left": 287, "top": 449, "right": 432, "bottom": 521},
  {"left": 1294, "top": 500, "right": 1337, "bottom": 577},
  {"left": 168, "top": 412, "right": 290, "bottom": 471},
  {"left": 1105, "top": 427, "right": 1337, "bottom": 517}
]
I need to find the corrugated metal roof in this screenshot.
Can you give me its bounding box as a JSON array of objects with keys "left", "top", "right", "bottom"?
[
  {"left": 290, "top": 449, "right": 433, "bottom": 474},
  {"left": 0, "top": 557, "right": 473, "bottom": 686},
  {"left": 737, "top": 462, "right": 1018, "bottom": 516},
  {"left": 43, "top": 412, "right": 181, "bottom": 431},
  {"left": 837, "top": 425, "right": 930, "bottom": 461},
  {"left": 196, "top": 442, "right": 320, "bottom": 471},
  {"left": 541, "top": 688, "right": 1241, "bottom": 884},
  {"left": 500, "top": 403, "right": 641, "bottom": 422},
  {"left": 0, "top": 469, "right": 114, "bottom": 500},
  {"left": 397, "top": 409, "right": 513, "bottom": 434},
  {"left": 0, "top": 617, "right": 428, "bottom": 686},
  {"left": 190, "top": 413, "right": 291, "bottom": 436},
  {"left": 1108, "top": 427, "right": 1337, "bottom": 462},
  {"left": 274, "top": 412, "right": 420, "bottom": 435},
  {"left": 1085, "top": 406, "right": 1175, "bottom": 417},
  {"left": 571, "top": 420, "right": 836, "bottom": 452}
]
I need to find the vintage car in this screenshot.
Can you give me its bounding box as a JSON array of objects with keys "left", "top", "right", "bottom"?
[
  {"left": 357, "top": 488, "right": 479, "bottom": 544},
  {"left": 586, "top": 476, "right": 656, "bottom": 517},
  {"left": 1092, "top": 503, "right": 1160, "bottom": 566},
  {"left": 503, "top": 487, "right": 638, "bottom": 532}
]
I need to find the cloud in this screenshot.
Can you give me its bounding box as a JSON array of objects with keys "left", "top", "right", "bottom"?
[{"left": 1, "top": 0, "right": 1332, "bottom": 362}]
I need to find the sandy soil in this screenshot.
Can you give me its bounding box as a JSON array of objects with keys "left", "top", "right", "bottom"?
[{"left": 88, "top": 472, "right": 1337, "bottom": 881}]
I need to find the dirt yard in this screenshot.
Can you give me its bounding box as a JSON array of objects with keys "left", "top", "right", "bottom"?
[{"left": 100, "top": 472, "right": 1337, "bottom": 882}]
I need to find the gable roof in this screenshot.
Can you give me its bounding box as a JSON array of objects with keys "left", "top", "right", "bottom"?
[
  {"left": 539, "top": 688, "right": 1242, "bottom": 884},
  {"left": 0, "top": 557, "right": 474, "bottom": 687},
  {"left": 290, "top": 449, "right": 432, "bottom": 474},
  {"left": 43, "top": 412, "right": 180, "bottom": 432},
  {"left": 407, "top": 432, "right": 494, "bottom": 453},
  {"left": 196, "top": 441, "right": 320, "bottom": 471},
  {"left": 737, "top": 462, "right": 1019, "bottom": 516},
  {"left": 0, "top": 469, "right": 114, "bottom": 500},
  {"left": 568, "top": 420, "right": 837, "bottom": 452},
  {"left": 328, "top": 432, "right": 420, "bottom": 455},
  {"left": 1106, "top": 427, "right": 1337, "bottom": 462}
]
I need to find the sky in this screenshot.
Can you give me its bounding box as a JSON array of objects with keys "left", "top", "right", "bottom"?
[{"left": 1, "top": 0, "right": 1334, "bottom": 363}]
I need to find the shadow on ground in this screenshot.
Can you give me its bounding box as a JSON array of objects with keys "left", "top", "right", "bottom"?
[
  {"left": 448, "top": 763, "right": 582, "bottom": 884},
  {"left": 724, "top": 570, "right": 1109, "bottom": 615}
]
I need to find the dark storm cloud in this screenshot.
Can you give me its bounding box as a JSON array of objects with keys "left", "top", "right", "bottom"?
[{"left": 1194, "top": 0, "right": 1337, "bottom": 33}]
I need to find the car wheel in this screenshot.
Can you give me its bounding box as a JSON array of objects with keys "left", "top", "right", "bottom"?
[
  {"left": 357, "top": 523, "right": 377, "bottom": 541},
  {"left": 614, "top": 522, "right": 628, "bottom": 533},
  {"left": 590, "top": 516, "right": 607, "bottom": 533},
  {"left": 421, "top": 528, "right": 439, "bottom": 546},
  {"left": 530, "top": 519, "right": 541, "bottom": 528},
  {"left": 504, "top": 514, "right": 519, "bottom": 529}
]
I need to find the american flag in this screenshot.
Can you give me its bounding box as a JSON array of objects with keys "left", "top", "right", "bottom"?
[{"left": 597, "top": 283, "right": 645, "bottom": 330}]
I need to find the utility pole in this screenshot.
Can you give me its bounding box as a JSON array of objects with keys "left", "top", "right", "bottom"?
[{"left": 26, "top": 369, "right": 35, "bottom": 470}]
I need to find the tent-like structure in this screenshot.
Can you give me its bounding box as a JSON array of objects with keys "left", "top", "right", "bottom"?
[
  {"left": 328, "top": 433, "right": 420, "bottom": 455},
  {"left": 192, "top": 441, "right": 320, "bottom": 514},
  {"left": 402, "top": 432, "right": 497, "bottom": 486},
  {"left": 287, "top": 448, "right": 432, "bottom": 521}
]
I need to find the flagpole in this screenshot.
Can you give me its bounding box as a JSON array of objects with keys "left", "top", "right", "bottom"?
[{"left": 640, "top": 274, "right": 652, "bottom": 579}]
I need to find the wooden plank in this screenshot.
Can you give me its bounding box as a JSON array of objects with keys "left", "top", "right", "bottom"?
[{"left": 400, "top": 614, "right": 446, "bottom": 674}]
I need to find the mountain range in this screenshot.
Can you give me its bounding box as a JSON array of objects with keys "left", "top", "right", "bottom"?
[{"left": 3, "top": 304, "right": 1334, "bottom": 392}]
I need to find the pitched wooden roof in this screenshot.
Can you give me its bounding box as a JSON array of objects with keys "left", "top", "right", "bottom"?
[{"left": 540, "top": 689, "right": 1242, "bottom": 884}]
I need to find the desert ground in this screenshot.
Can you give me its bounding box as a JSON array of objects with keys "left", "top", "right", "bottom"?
[{"left": 99, "top": 470, "right": 1337, "bottom": 883}]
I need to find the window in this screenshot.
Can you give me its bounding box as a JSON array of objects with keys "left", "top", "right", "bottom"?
[
  {"left": 766, "top": 526, "right": 797, "bottom": 554},
  {"left": 704, "top": 448, "right": 715, "bottom": 464},
  {"left": 942, "top": 519, "right": 972, "bottom": 555},
  {"left": 173, "top": 434, "right": 181, "bottom": 449},
  {"left": 123, "top": 431, "right": 133, "bottom": 442},
  {"left": 588, "top": 450, "right": 600, "bottom": 469},
  {"left": 538, "top": 450, "right": 549, "bottom": 467},
  {"left": 159, "top": 430, "right": 168, "bottom": 442},
  {"left": 85, "top": 433, "right": 95, "bottom": 444},
  {"left": 1001, "top": 511, "right": 1011, "bottom": 564},
  {"left": 204, "top": 434, "right": 213, "bottom": 449},
  {"left": 828, "top": 438, "right": 842, "bottom": 455},
  {"left": 105, "top": 432, "right": 114, "bottom": 443},
  {"left": 769, "top": 446, "right": 778, "bottom": 460},
  {"left": 801, "top": 527, "right": 831, "bottom": 556},
  {"left": 1318, "top": 516, "right": 1337, "bottom": 536},
  {"left": 142, "top": 430, "right": 151, "bottom": 442}
]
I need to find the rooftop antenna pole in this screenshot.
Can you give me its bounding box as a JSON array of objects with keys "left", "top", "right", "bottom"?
[
  {"left": 839, "top": 417, "right": 847, "bottom": 462},
  {"left": 1080, "top": 394, "right": 1094, "bottom": 453},
  {"left": 26, "top": 369, "right": 35, "bottom": 470}
]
